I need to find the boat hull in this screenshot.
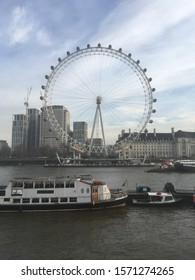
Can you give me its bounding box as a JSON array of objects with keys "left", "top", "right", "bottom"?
[
  {"left": 0, "top": 197, "right": 127, "bottom": 212},
  {"left": 132, "top": 199, "right": 182, "bottom": 206},
  {"left": 174, "top": 165, "right": 195, "bottom": 172},
  {"left": 193, "top": 194, "right": 195, "bottom": 206}
]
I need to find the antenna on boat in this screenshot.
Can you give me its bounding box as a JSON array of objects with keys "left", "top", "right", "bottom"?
[{"left": 56, "top": 153, "right": 62, "bottom": 165}]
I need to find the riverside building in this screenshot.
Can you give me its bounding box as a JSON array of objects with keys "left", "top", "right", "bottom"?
[
  {"left": 27, "top": 108, "right": 40, "bottom": 151},
  {"left": 0, "top": 140, "right": 8, "bottom": 150},
  {"left": 11, "top": 114, "right": 28, "bottom": 152},
  {"left": 11, "top": 109, "right": 41, "bottom": 153},
  {"left": 39, "top": 105, "right": 70, "bottom": 149},
  {"left": 11, "top": 104, "right": 195, "bottom": 160},
  {"left": 73, "top": 122, "right": 88, "bottom": 143},
  {"left": 117, "top": 128, "right": 195, "bottom": 160}
]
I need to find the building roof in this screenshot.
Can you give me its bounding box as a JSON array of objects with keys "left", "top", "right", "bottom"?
[
  {"left": 139, "top": 133, "right": 173, "bottom": 141},
  {"left": 117, "top": 130, "right": 195, "bottom": 142},
  {"left": 174, "top": 130, "right": 195, "bottom": 138}
]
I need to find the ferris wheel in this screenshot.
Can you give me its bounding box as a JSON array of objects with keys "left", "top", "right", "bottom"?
[{"left": 41, "top": 44, "right": 156, "bottom": 154}]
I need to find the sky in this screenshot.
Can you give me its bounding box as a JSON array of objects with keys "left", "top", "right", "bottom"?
[{"left": 0, "top": 0, "right": 195, "bottom": 146}]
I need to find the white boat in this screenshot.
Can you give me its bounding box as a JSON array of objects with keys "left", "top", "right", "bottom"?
[
  {"left": 132, "top": 191, "right": 182, "bottom": 206},
  {"left": 174, "top": 160, "right": 195, "bottom": 166},
  {"left": 0, "top": 174, "right": 127, "bottom": 212},
  {"left": 174, "top": 160, "right": 195, "bottom": 172}
]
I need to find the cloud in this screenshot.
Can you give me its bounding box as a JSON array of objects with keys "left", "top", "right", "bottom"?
[
  {"left": 91, "top": 0, "right": 195, "bottom": 48},
  {"left": 6, "top": 3, "right": 52, "bottom": 48},
  {"left": 82, "top": 0, "right": 195, "bottom": 140},
  {"left": 1, "top": 0, "right": 195, "bottom": 145},
  {"left": 36, "top": 29, "right": 52, "bottom": 46},
  {"left": 7, "top": 5, "right": 35, "bottom": 45}
]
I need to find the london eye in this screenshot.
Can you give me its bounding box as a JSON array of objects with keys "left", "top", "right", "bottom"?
[{"left": 41, "top": 44, "right": 156, "bottom": 154}]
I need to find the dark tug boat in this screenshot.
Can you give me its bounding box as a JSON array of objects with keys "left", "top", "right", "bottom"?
[{"left": 145, "top": 160, "right": 195, "bottom": 173}]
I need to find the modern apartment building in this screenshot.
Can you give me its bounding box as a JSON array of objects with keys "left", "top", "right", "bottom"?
[
  {"left": 27, "top": 108, "right": 40, "bottom": 150},
  {"left": 11, "top": 114, "right": 27, "bottom": 152},
  {"left": 0, "top": 140, "right": 8, "bottom": 150},
  {"left": 11, "top": 104, "right": 195, "bottom": 159},
  {"left": 39, "top": 105, "right": 70, "bottom": 149},
  {"left": 73, "top": 122, "right": 88, "bottom": 143}
]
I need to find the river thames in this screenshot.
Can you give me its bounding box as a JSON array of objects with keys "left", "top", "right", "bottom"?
[{"left": 0, "top": 165, "right": 195, "bottom": 260}]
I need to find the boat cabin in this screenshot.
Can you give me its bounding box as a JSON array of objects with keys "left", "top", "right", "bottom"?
[
  {"left": 0, "top": 175, "right": 113, "bottom": 206},
  {"left": 133, "top": 191, "right": 177, "bottom": 205}
]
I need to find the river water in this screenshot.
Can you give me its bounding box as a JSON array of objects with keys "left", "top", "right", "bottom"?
[{"left": 0, "top": 165, "right": 195, "bottom": 260}]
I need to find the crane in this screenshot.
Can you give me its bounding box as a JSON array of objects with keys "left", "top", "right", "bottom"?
[
  {"left": 24, "top": 87, "right": 32, "bottom": 115},
  {"left": 23, "top": 87, "right": 32, "bottom": 150}
]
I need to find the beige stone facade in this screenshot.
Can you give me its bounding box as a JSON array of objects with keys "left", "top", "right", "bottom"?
[{"left": 118, "top": 129, "right": 195, "bottom": 160}]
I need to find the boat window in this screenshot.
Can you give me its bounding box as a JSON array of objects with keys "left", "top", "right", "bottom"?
[
  {"left": 69, "top": 197, "right": 77, "bottom": 202},
  {"left": 55, "top": 182, "right": 64, "bottom": 188},
  {"left": 37, "top": 190, "right": 54, "bottom": 194},
  {"left": 24, "top": 182, "right": 33, "bottom": 189},
  {"left": 17, "top": 182, "right": 23, "bottom": 188},
  {"left": 11, "top": 189, "right": 23, "bottom": 196},
  {"left": 45, "top": 182, "right": 54, "bottom": 188},
  {"left": 35, "top": 182, "right": 44, "bottom": 188},
  {"left": 13, "top": 198, "right": 21, "bottom": 203},
  {"left": 13, "top": 181, "right": 23, "bottom": 188},
  {"left": 0, "top": 190, "right": 6, "bottom": 196},
  {"left": 51, "top": 198, "right": 58, "bottom": 203},
  {"left": 65, "top": 181, "right": 75, "bottom": 188},
  {"left": 41, "top": 198, "right": 49, "bottom": 203},
  {"left": 93, "top": 188, "right": 98, "bottom": 193},
  {"left": 32, "top": 198, "right": 39, "bottom": 203},
  {"left": 165, "top": 196, "right": 173, "bottom": 201},
  {"left": 60, "top": 197, "right": 68, "bottom": 203},
  {"left": 4, "top": 198, "right": 10, "bottom": 202},
  {"left": 22, "top": 198, "right": 30, "bottom": 203},
  {"left": 151, "top": 196, "right": 162, "bottom": 202}
]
